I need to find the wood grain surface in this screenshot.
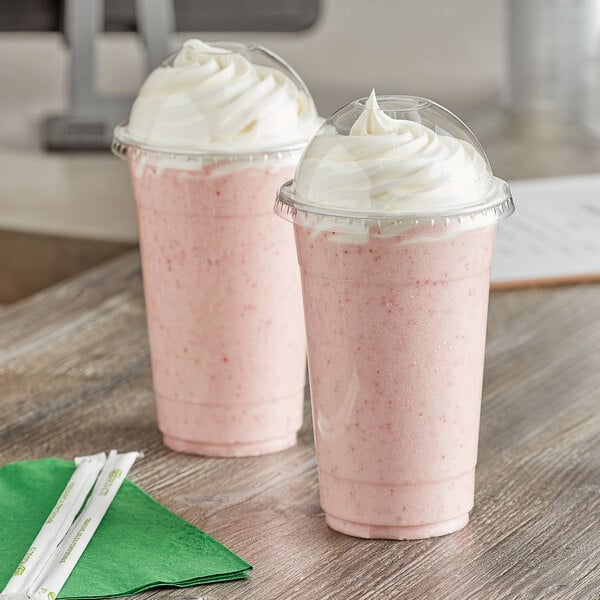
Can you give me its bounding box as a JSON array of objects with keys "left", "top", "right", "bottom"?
[
  {"left": 1, "top": 251, "right": 599, "bottom": 600},
  {"left": 2, "top": 101, "right": 600, "bottom": 598}
]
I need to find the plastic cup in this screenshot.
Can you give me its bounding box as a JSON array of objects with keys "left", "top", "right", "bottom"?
[
  {"left": 275, "top": 95, "right": 514, "bottom": 538},
  {"left": 113, "top": 42, "right": 319, "bottom": 456}
]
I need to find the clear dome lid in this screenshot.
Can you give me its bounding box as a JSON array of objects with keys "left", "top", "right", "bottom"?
[
  {"left": 275, "top": 91, "right": 514, "bottom": 232},
  {"left": 112, "top": 39, "right": 321, "bottom": 160}
]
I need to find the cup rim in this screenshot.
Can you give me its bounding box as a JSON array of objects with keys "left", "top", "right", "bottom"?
[
  {"left": 275, "top": 178, "right": 515, "bottom": 230},
  {"left": 111, "top": 124, "right": 312, "bottom": 162}
]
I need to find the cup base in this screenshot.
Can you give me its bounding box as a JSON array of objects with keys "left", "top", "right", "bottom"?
[
  {"left": 325, "top": 513, "right": 469, "bottom": 540},
  {"left": 162, "top": 432, "right": 298, "bottom": 457}
]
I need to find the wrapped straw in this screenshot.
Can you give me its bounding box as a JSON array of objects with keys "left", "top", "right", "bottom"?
[
  {"left": 28, "top": 450, "right": 141, "bottom": 600},
  {"left": 0, "top": 453, "right": 106, "bottom": 600}
]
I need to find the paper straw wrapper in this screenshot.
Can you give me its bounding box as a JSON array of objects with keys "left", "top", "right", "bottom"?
[
  {"left": 0, "top": 453, "right": 107, "bottom": 600},
  {"left": 29, "top": 450, "right": 142, "bottom": 600}
]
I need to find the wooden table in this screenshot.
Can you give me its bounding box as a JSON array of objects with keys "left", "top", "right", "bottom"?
[{"left": 2, "top": 119, "right": 600, "bottom": 598}]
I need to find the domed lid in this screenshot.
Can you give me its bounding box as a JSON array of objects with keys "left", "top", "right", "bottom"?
[
  {"left": 112, "top": 39, "right": 321, "bottom": 159},
  {"left": 276, "top": 91, "right": 513, "bottom": 232}
]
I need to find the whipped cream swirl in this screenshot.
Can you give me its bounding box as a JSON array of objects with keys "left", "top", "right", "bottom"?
[
  {"left": 295, "top": 90, "right": 502, "bottom": 213},
  {"left": 128, "top": 39, "right": 321, "bottom": 151}
]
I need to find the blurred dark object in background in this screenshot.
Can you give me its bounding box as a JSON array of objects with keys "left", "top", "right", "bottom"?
[
  {"left": 0, "top": 0, "right": 319, "bottom": 151},
  {"left": 0, "top": 0, "right": 319, "bottom": 32}
]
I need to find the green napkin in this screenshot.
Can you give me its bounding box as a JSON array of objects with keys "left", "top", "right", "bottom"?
[{"left": 0, "top": 458, "right": 251, "bottom": 599}]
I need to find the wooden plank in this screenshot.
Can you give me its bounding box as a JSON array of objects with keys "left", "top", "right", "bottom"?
[{"left": 0, "top": 227, "right": 134, "bottom": 303}]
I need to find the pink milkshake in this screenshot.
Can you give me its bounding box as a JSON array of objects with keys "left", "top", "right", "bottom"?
[
  {"left": 113, "top": 40, "right": 321, "bottom": 456},
  {"left": 276, "top": 91, "right": 514, "bottom": 538}
]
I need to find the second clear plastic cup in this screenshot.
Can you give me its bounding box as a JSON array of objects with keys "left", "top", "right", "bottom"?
[
  {"left": 293, "top": 220, "right": 496, "bottom": 538},
  {"left": 276, "top": 94, "right": 514, "bottom": 538}
]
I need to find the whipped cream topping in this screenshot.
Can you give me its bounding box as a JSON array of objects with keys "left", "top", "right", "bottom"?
[
  {"left": 295, "top": 90, "right": 503, "bottom": 214},
  {"left": 127, "top": 39, "right": 321, "bottom": 151}
]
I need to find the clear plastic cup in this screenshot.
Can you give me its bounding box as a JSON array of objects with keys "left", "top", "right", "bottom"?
[
  {"left": 113, "top": 41, "right": 319, "bottom": 456},
  {"left": 275, "top": 95, "right": 514, "bottom": 538}
]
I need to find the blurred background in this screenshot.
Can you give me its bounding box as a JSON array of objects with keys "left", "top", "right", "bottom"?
[{"left": 2, "top": 0, "right": 600, "bottom": 303}]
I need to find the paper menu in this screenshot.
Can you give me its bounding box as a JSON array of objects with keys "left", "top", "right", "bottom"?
[{"left": 491, "top": 175, "right": 600, "bottom": 288}]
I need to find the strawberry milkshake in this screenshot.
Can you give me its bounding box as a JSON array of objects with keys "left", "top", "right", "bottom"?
[
  {"left": 113, "top": 40, "right": 321, "bottom": 456},
  {"left": 276, "top": 91, "right": 514, "bottom": 538}
]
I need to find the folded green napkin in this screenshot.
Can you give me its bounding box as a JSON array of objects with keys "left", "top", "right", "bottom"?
[{"left": 0, "top": 458, "right": 251, "bottom": 599}]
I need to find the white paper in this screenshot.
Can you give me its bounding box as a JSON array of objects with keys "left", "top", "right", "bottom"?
[{"left": 491, "top": 175, "right": 600, "bottom": 286}]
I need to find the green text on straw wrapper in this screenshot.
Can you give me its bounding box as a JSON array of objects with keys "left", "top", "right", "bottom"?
[
  {"left": 13, "top": 546, "right": 36, "bottom": 576},
  {"left": 100, "top": 469, "right": 123, "bottom": 496},
  {"left": 59, "top": 518, "right": 91, "bottom": 564},
  {"left": 46, "top": 482, "right": 75, "bottom": 524}
]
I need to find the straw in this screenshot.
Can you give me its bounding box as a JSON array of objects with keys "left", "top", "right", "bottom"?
[
  {"left": 28, "top": 451, "right": 141, "bottom": 600},
  {"left": 0, "top": 453, "right": 106, "bottom": 600}
]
